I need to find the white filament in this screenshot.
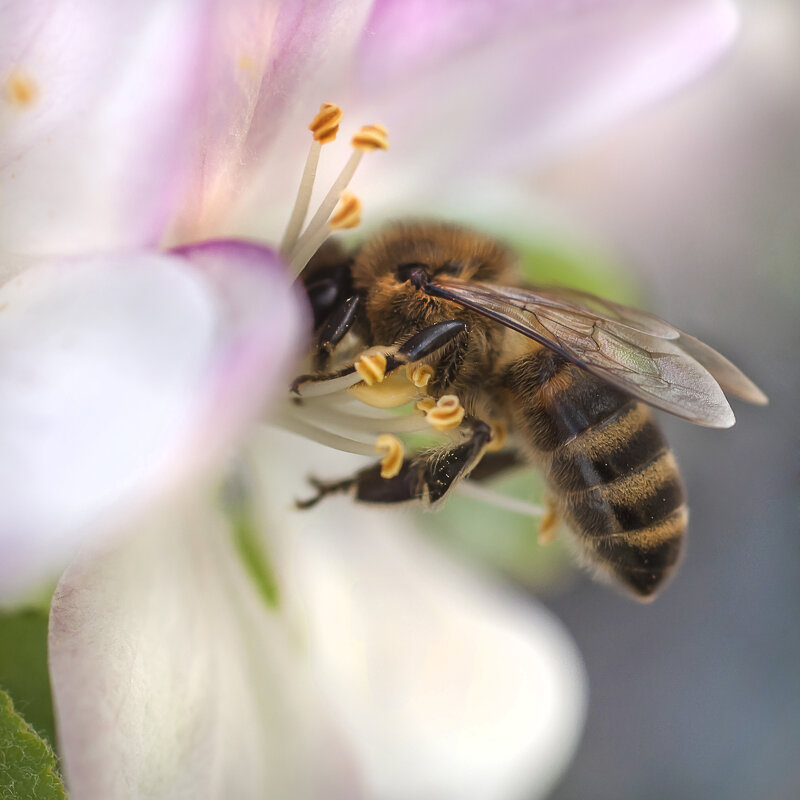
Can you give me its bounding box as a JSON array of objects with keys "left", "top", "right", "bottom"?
[
  {"left": 280, "top": 140, "right": 322, "bottom": 256},
  {"left": 288, "top": 149, "right": 364, "bottom": 273},
  {"left": 454, "top": 481, "right": 544, "bottom": 518}
]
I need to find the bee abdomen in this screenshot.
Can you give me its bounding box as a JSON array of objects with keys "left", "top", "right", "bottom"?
[
  {"left": 505, "top": 349, "right": 687, "bottom": 598},
  {"left": 557, "top": 441, "right": 686, "bottom": 598}
]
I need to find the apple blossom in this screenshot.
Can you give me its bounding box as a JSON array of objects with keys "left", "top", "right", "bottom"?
[{"left": 0, "top": 0, "right": 740, "bottom": 798}]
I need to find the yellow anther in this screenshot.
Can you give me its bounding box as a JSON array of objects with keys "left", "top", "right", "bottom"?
[
  {"left": 486, "top": 420, "right": 508, "bottom": 452},
  {"left": 354, "top": 351, "right": 387, "bottom": 385},
  {"left": 376, "top": 434, "right": 404, "bottom": 479},
  {"left": 425, "top": 395, "right": 465, "bottom": 431},
  {"left": 309, "top": 102, "right": 343, "bottom": 144},
  {"left": 348, "top": 369, "right": 418, "bottom": 408},
  {"left": 351, "top": 123, "right": 389, "bottom": 151},
  {"left": 406, "top": 363, "right": 434, "bottom": 388},
  {"left": 329, "top": 192, "right": 361, "bottom": 230},
  {"left": 415, "top": 397, "right": 436, "bottom": 413}
]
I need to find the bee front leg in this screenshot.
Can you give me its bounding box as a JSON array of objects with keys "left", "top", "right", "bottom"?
[
  {"left": 291, "top": 319, "right": 469, "bottom": 396},
  {"left": 312, "top": 294, "right": 361, "bottom": 369},
  {"left": 296, "top": 418, "right": 493, "bottom": 509}
]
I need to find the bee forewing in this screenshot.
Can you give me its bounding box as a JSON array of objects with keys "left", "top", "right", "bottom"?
[
  {"left": 542, "top": 315, "right": 737, "bottom": 428},
  {"left": 429, "top": 278, "right": 739, "bottom": 428},
  {"left": 676, "top": 333, "right": 768, "bottom": 405},
  {"left": 522, "top": 285, "right": 681, "bottom": 339}
]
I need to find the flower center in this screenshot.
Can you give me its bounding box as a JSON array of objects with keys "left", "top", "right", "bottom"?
[{"left": 276, "top": 106, "right": 542, "bottom": 520}]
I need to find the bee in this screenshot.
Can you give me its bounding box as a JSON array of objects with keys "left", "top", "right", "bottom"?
[{"left": 292, "top": 222, "right": 767, "bottom": 600}]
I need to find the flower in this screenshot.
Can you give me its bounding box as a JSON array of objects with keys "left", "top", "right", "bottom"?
[{"left": 0, "top": 1, "right": 739, "bottom": 798}]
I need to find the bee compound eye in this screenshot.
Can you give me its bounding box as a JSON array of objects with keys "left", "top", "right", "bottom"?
[{"left": 396, "top": 262, "right": 430, "bottom": 288}]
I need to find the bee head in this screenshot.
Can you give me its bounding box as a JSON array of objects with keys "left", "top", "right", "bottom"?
[{"left": 352, "top": 221, "right": 516, "bottom": 288}]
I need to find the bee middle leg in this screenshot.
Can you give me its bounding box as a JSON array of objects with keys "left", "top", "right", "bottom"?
[{"left": 297, "top": 418, "right": 493, "bottom": 509}]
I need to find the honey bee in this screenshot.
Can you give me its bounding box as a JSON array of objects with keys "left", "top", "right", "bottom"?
[{"left": 292, "top": 222, "right": 767, "bottom": 600}]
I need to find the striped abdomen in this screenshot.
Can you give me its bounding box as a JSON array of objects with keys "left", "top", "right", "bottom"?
[{"left": 505, "top": 348, "right": 687, "bottom": 599}]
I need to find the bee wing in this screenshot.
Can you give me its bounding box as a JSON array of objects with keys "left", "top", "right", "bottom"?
[
  {"left": 675, "top": 332, "right": 768, "bottom": 405},
  {"left": 498, "top": 284, "right": 681, "bottom": 339},
  {"left": 507, "top": 285, "right": 767, "bottom": 404},
  {"left": 429, "top": 279, "right": 762, "bottom": 428}
]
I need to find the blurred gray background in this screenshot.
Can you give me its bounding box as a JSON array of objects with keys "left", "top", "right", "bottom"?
[{"left": 535, "top": 2, "right": 799, "bottom": 798}]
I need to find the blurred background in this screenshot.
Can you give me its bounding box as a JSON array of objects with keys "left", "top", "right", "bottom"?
[
  {"left": 484, "top": 1, "right": 798, "bottom": 797},
  {"left": 421, "top": 1, "right": 798, "bottom": 797}
]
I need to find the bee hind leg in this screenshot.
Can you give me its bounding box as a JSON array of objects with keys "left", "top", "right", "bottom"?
[{"left": 296, "top": 419, "right": 493, "bottom": 509}]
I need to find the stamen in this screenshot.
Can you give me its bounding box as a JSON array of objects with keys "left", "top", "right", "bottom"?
[
  {"left": 425, "top": 395, "right": 465, "bottom": 431},
  {"left": 273, "top": 413, "right": 377, "bottom": 456},
  {"left": 280, "top": 103, "right": 343, "bottom": 256},
  {"left": 454, "top": 481, "right": 545, "bottom": 518},
  {"left": 354, "top": 352, "right": 387, "bottom": 386},
  {"left": 289, "top": 122, "right": 388, "bottom": 272},
  {"left": 376, "top": 434, "right": 404, "bottom": 479},
  {"left": 415, "top": 397, "right": 436, "bottom": 413},
  {"left": 406, "top": 363, "right": 434, "bottom": 388},
  {"left": 311, "top": 403, "right": 429, "bottom": 433},
  {"left": 309, "top": 103, "right": 343, "bottom": 144},
  {"left": 329, "top": 192, "right": 362, "bottom": 230},
  {"left": 351, "top": 124, "right": 389, "bottom": 151},
  {"left": 290, "top": 191, "right": 363, "bottom": 271},
  {"left": 292, "top": 370, "right": 365, "bottom": 398}
]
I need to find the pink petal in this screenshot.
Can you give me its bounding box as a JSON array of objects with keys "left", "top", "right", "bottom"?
[
  {"left": 0, "top": 0, "right": 215, "bottom": 255},
  {"left": 350, "top": 0, "right": 739, "bottom": 204},
  {"left": 0, "top": 243, "right": 304, "bottom": 600},
  {"left": 169, "top": 0, "right": 375, "bottom": 241}
]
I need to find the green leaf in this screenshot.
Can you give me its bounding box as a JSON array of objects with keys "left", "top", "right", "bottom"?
[
  {"left": 0, "top": 688, "right": 66, "bottom": 800},
  {"left": 0, "top": 610, "right": 55, "bottom": 747}
]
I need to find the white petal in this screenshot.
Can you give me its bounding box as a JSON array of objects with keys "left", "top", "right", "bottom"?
[
  {"left": 253, "top": 430, "right": 587, "bottom": 800},
  {"left": 50, "top": 431, "right": 586, "bottom": 800},
  {"left": 0, "top": 245, "right": 303, "bottom": 600},
  {"left": 49, "top": 495, "right": 362, "bottom": 800},
  {"left": 0, "top": 0, "right": 213, "bottom": 254}
]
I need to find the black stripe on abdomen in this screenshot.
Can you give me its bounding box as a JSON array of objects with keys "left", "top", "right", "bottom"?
[
  {"left": 549, "top": 414, "right": 668, "bottom": 492},
  {"left": 504, "top": 349, "right": 633, "bottom": 452}
]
